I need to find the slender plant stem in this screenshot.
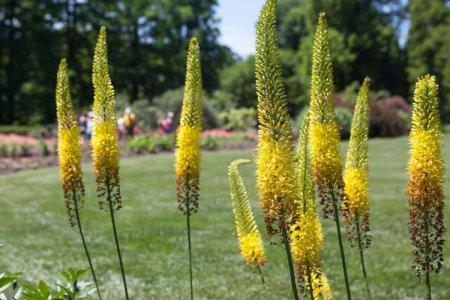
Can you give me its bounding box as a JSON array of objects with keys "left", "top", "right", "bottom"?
[
  {"left": 306, "top": 261, "right": 314, "bottom": 300},
  {"left": 355, "top": 213, "right": 371, "bottom": 300},
  {"left": 185, "top": 186, "right": 194, "bottom": 300},
  {"left": 256, "top": 266, "right": 265, "bottom": 285},
  {"left": 106, "top": 183, "right": 129, "bottom": 300},
  {"left": 281, "top": 219, "right": 300, "bottom": 300},
  {"left": 331, "top": 192, "right": 351, "bottom": 300},
  {"left": 424, "top": 209, "right": 431, "bottom": 300},
  {"left": 73, "top": 192, "right": 102, "bottom": 300}
]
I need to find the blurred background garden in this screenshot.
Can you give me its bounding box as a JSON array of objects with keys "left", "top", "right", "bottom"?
[
  {"left": 0, "top": 0, "right": 449, "bottom": 172},
  {"left": 0, "top": 0, "right": 450, "bottom": 298}
]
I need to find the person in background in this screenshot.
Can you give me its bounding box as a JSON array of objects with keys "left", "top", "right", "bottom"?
[
  {"left": 123, "top": 107, "right": 136, "bottom": 137},
  {"left": 165, "top": 111, "right": 174, "bottom": 134},
  {"left": 79, "top": 112, "right": 87, "bottom": 144},
  {"left": 85, "top": 111, "right": 94, "bottom": 141},
  {"left": 157, "top": 113, "right": 167, "bottom": 135}
]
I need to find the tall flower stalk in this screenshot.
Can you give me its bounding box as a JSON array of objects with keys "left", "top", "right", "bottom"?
[
  {"left": 407, "top": 75, "right": 445, "bottom": 300},
  {"left": 228, "top": 159, "right": 266, "bottom": 283},
  {"left": 175, "top": 37, "right": 203, "bottom": 300},
  {"left": 255, "top": 0, "right": 300, "bottom": 298},
  {"left": 290, "top": 112, "right": 332, "bottom": 299},
  {"left": 91, "top": 27, "right": 128, "bottom": 300},
  {"left": 309, "top": 13, "right": 351, "bottom": 299},
  {"left": 55, "top": 59, "right": 102, "bottom": 300},
  {"left": 343, "top": 77, "right": 372, "bottom": 298}
]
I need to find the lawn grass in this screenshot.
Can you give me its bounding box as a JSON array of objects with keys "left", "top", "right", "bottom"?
[{"left": 0, "top": 135, "right": 449, "bottom": 299}]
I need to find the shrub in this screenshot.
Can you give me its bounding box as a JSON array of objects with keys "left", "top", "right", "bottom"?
[
  {"left": 201, "top": 136, "right": 219, "bottom": 151},
  {"left": 19, "top": 144, "right": 32, "bottom": 157},
  {"left": 369, "top": 96, "right": 411, "bottom": 137},
  {"left": 153, "top": 88, "right": 220, "bottom": 129},
  {"left": 37, "top": 139, "right": 51, "bottom": 157},
  {"left": 131, "top": 100, "right": 161, "bottom": 130},
  {"left": 9, "top": 145, "right": 18, "bottom": 158},
  {"left": 0, "top": 145, "right": 7, "bottom": 157},
  {"left": 156, "top": 134, "right": 174, "bottom": 151},
  {"left": 335, "top": 106, "right": 353, "bottom": 139},
  {"left": 220, "top": 108, "right": 256, "bottom": 131},
  {"left": 0, "top": 125, "right": 46, "bottom": 137},
  {"left": 126, "top": 136, "right": 157, "bottom": 154}
]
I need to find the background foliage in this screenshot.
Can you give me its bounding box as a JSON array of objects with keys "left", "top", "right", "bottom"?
[{"left": 0, "top": 0, "right": 449, "bottom": 127}]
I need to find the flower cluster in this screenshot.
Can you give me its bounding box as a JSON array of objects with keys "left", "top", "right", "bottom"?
[
  {"left": 309, "top": 13, "right": 344, "bottom": 220},
  {"left": 407, "top": 75, "right": 445, "bottom": 277},
  {"left": 175, "top": 38, "right": 203, "bottom": 215},
  {"left": 55, "top": 59, "right": 84, "bottom": 226},
  {"left": 290, "top": 112, "right": 329, "bottom": 296},
  {"left": 255, "top": 0, "right": 299, "bottom": 235},
  {"left": 343, "top": 77, "right": 371, "bottom": 247},
  {"left": 229, "top": 159, "right": 266, "bottom": 269},
  {"left": 91, "top": 27, "right": 121, "bottom": 210}
]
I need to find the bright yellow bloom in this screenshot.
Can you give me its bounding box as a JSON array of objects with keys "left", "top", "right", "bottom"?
[
  {"left": 309, "top": 12, "right": 344, "bottom": 219},
  {"left": 175, "top": 38, "right": 203, "bottom": 214},
  {"left": 239, "top": 233, "right": 266, "bottom": 269},
  {"left": 407, "top": 75, "right": 445, "bottom": 276},
  {"left": 291, "top": 112, "right": 325, "bottom": 294},
  {"left": 312, "top": 273, "right": 333, "bottom": 299},
  {"left": 229, "top": 159, "right": 266, "bottom": 269},
  {"left": 255, "top": 0, "right": 299, "bottom": 235},
  {"left": 55, "top": 59, "right": 84, "bottom": 226},
  {"left": 91, "top": 26, "right": 121, "bottom": 210},
  {"left": 343, "top": 77, "right": 371, "bottom": 247},
  {"left": 290, "top": 212, "right": 323, "bottom": 275}
]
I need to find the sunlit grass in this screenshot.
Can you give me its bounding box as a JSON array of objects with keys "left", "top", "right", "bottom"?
[{"left": 0, "top": 135, "right": 449, "bottom": 299}]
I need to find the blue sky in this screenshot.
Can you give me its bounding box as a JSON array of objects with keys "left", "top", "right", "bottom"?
[
  {"left": 217, "top": 0, "right": 410, "bottom": 57},
  {"left": 217, "top": 0, "right": 266, "bottom": 58}
]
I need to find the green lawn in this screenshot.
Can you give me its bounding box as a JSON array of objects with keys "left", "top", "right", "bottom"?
[{"left": 0, "top": 135, "right": 449, "bottom": 299}]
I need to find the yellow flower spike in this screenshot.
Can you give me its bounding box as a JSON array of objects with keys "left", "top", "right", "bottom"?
[
  {"left": 92, "top": 26, "right": 129, "bottom": 300},
  {"left": 309, "top": 13, "right": 351, "bottom": 298},
  {"left": 343, "top": 77, "right": 371, "bottom": 248},
  {"left": 174, "top": 37, "right": 203, "bottom": 299},
  {"left": 309, "top": 13, "right": 344, "bottom": 219},
  {"left": 228, "top": 159, "right": 266, "bottom": 270},
  {"left": 56, "top": 59, "right": 103, "bottom": 299},
  {"left": 255, "top": 1, "right": 301, "bottom": 297},
  {"left": 255, "top": 0, "right": 299, "bottom": 235},
  {"left": 175, "top": 37, "right": 203, "bottom": 215},
  {"left": 290, "top": 112, "right": 326, "bottom": 296},
  {"left": 56, "top": 59, "right": 84, "bottom": 226},
  {"left": 407, "top": 75, "right": 445, "bottom": 288},
  {"left": 91, "top": 26, "right": 121, "bottom": 211}
]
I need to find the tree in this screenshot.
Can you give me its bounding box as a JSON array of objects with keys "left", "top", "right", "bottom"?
[
  {"left": 407, "top": 0, "right": 450, "bottom": 120},
  {"left": 0, "top": 0, "right": 234, "bottom": 125}
]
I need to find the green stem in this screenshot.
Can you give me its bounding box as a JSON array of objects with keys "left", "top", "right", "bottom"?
[
  {"left": 355, "top": 213, "right": 371, "bottom": 300},
  {"left": 256, "top": 266, "right": 265, "bottom": 285},
  {"left": 424, "top": 209, "right": 431, "bottom": 300},
  {"left": 331, "top": 192, "right": 351, "bottom": 300},
  {"left": 281, "top": 219, "right": 300, "bottom": 300},
  {"left": 107, "top": 183, "right": 129, "bottom": 300},
  {"left": 186, "top": 187, "right": 194, "bottom": 300},
  {"left": 73, "top": 192, "right": 102, "bottom": 300},
  {"left": 306, "top": 261, "right": 314, "bottom": 300}
]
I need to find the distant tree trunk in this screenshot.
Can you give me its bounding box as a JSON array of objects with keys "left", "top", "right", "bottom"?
[
  {"left": 130, "top": 22, "right": 139, "bottom": 103},
  {"left": 66, "top": 0, "right": 76, "bottom": 65},
  {"left": 5, "top": 0, "right": 19, "bottom": 124}
]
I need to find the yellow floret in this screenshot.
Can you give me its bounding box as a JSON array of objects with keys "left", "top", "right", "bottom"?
[
  {"left": 343, "top": 167, "right": 368, "bottom": 215},
  {"left": 256, "top": 134, "right": 299, "bottom": 229},
  {"left": 310, "top": 123, "right": 343, "bottom": 190},
  {"left": 290, "top": 212, "right": 324, "bottom": 274},
  {"left": 239, "top": 232, "right": 267, "bottom": 269}
]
